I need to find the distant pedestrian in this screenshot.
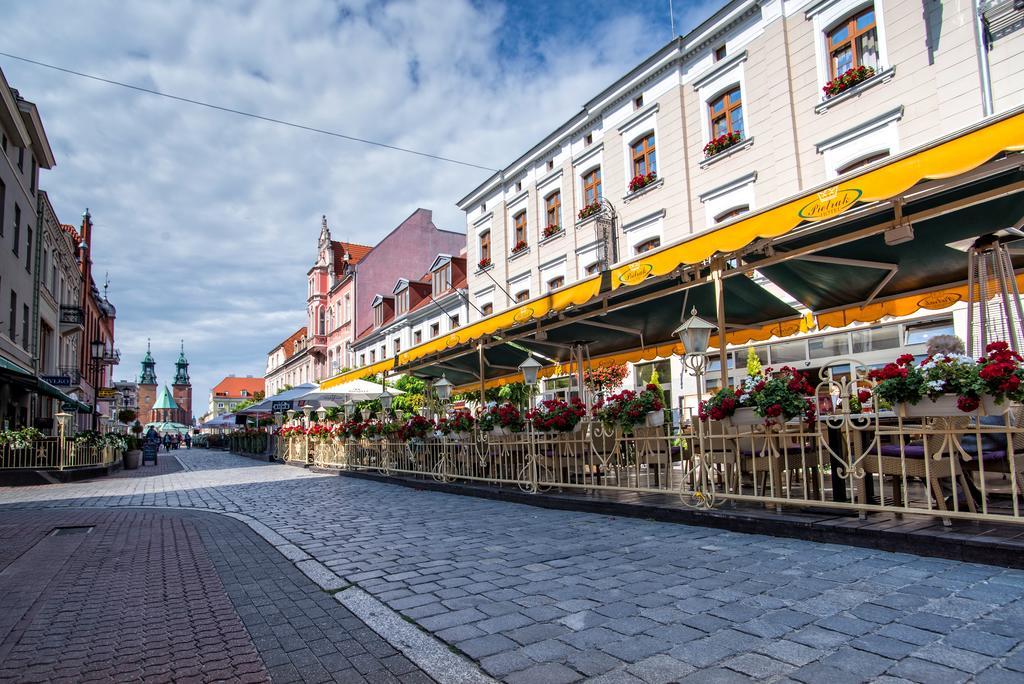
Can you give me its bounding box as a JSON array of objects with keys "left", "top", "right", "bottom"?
[
  {"left": 184, "top": 433, "right": 192, "bottom": 449},
  {"left": 163, "top": 434, "right": 172, "bottom": 451}
]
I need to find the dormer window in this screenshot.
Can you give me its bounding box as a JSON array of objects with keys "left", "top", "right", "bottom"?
[
  {"left": 396, "top": 287, "right": 409, "bottom": 315},
  {"left": 374, "top": 302, "right": 384, "bottom": 328},
  {"left": 433, "top": 262, "right": 451, "bottom": 296}
]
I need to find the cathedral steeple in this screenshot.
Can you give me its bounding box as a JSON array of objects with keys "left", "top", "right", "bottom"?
[
  {"left": 139, "top": 339, "right": 157, "bottom": 385},
  {"left": 173, "top": 340, "right": 190, "bottom": 386}
]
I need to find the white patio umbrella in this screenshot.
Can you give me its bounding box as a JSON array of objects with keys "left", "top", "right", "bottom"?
[{"left": 301, "top": 379, "right": 404, "bottom": 404}]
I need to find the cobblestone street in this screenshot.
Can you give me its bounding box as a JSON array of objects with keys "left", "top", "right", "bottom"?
[{"left": 3, "top": 449, "right": 1024, "bottom": 682}]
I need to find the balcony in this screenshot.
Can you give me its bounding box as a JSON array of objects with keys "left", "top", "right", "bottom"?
[
  {"left": 59, "top": 306, "right": 85, "bottom": 335},
  {"left": 103, "top": 348, "right": 121, "bottom": 366},
  {"left": 306, "top": 335, "right": 328, "bottom": 357}
]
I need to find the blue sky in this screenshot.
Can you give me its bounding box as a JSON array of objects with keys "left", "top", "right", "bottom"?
[{"left": 0, "top": 0, "right": 717, "bottom": 418}]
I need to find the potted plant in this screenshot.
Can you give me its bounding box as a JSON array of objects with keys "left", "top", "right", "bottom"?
[
  {"left": 0, "top": 427, "right": 44, "bottom": 450},
  {"left": 594, "top": 385, "right": 664, "bottom": 433},
  {"left": 123, "top": 435, "right": 142, "bottom": 469},
  {"left": 442, "top": 410, "right": 475, "bottom": 439},
  {"left": 400, "top": 415, "right": 434, "bottom": 442},
  {"left": 527, "top": 398, "right": 586, "bottom": 433},
  {"left": 628, "top": 172, "right": 657, "bottom": 193},
  {"left": 477, "top": 257, "right": 492, "bottom": 270},
  {"left": 478, "top": 402, "right": 525, "bottom": 436},
  {"left": 714, "top": 368, "right": 815, "bottom": 426},
  {"left": 511, "top": 239, "right": 528, "bottom": 255},
  {"left": 698, "top": 386, "right": 745, "bottom": 422},
  {"left": 823, "top": 65, "right": 875, "bottom": 98},
  {"left": 703, "top": 132, "right": 743, "bottom": 158},
  {"left": 542, "top": 224, "right": 563, "bottom": 239},
  {"left": 583, "top": 363, "right": 628, "bottom": 399},
  {"left": 578, "top": 202, "right": 602, "bottom": 220}
]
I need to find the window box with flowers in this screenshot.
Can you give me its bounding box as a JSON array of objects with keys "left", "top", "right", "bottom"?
[
  {"left": 594, "top": 385, "right": 665, "bottom": 433},
  {"left": 542, "top": 224, "right": 563, "bottom": 240},
  {"left": 823, "top": 66, "right": 875, "bottom": 99},
  {"left": 703, "top": 132, "right": 743, "bottom": 159},
  {"left": 477, "top": 257, "right": 492, "bottom": 272},
  {"left": 437, "top": 410, "right": 475, "bottom": 439},
  {"left": 628, "top": 172, "right": 657, "bottom": 193},
  {"left": 478, "top": 402, "right": 526, "bottom": 436},
  {"left": 510, "top": 240, "right": 529, "bottom": 256},
  {"left": 577, "top": 201, "right": 602, "bottom": 222},
  {"left": 700, "top": 367, "right": 816, "bottom": 426}
]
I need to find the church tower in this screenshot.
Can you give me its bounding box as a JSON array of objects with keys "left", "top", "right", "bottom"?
[
  {"left": 171, "top": 340, "right": 192, "bottom": 425},
  {"left": 152, "top": 386, "right": 179, "bottom": 424},
  {"left": 137, "top": 339, "right": 158, "bottom": 425}
]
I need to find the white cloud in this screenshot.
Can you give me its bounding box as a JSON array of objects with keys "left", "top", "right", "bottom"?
[{"left": 0, "top": 0, "right": 716, "bottom": 417}]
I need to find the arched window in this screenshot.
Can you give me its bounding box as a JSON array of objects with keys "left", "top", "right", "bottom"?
[
  {"left": 631, "top": 133, "right": 656, "bottom": 178},
  {"left": 317, "top": 308, "right": 325, "bottom": 335},
  {"left": 585, "top": 262, "right": 601, "bottom": 275},
  {"left": 634, "top": 238, "right": 661, "bottom": 254},
  {"left": 828, "top": 6, "right": 878, "bottom": 78},
  {"left": 479, "top": 230, "right": 490, "bottom": 262},
  {"left": 547, "top": 276, "right": 564, "bottom": 291},
  {"left": 481, "top": 302, "right": 493, "bottom": 315},
  {"left": 583, "top": 168, "right": 602, "bottom": 206},
  {"left": 714, "top": 205, "right": 750, "bottom": 224},
  {"left": 545, "top": 192, "right": 561, "bottom": 229},
  {"left": 513, "top": 211, "right": 527, "bottom": 246},
  {"left": 836, "top": 150, "right": 888, "bottom": 176},
  {"left": 515, "top": 289, "right": 530, "bottom": 302},
  {"left": 709, "top": 87, "right": 743, "bottom": 139}
]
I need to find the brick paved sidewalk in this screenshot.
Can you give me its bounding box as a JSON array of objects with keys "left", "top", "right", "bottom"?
[{"left": 0, "top": 508, "right": 432, "bottom": 683}]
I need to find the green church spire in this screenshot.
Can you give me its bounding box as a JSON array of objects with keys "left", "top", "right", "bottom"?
[
  {"left": 173, "top": 339, "right": 190, "bottom": 386},
  {"left": 139, "top": 338, "right": 157, "bottom": 385}
]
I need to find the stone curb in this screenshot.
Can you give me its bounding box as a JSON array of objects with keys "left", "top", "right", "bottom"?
[{"left": 336, "top": 587, "right": 495, "bottom": 684}]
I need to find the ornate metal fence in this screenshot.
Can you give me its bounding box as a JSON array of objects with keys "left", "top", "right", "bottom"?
[{"left": 0, "top": 438, "right": 118, "bottom": 470}]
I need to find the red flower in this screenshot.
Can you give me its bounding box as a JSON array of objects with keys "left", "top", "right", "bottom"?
[{"left": 957, "top": 395, "right": 980, "bottom": 413}]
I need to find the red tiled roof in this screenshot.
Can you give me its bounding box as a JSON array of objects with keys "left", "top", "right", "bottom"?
[
  {"left": 272, "top": 326, "right": 307, "bottom": 359},
  {"left": 331, "top": 241, "right": 373, "bottom": 272},
  {"left": 211, "top": 376, "right": 266, "bottom": 399}
]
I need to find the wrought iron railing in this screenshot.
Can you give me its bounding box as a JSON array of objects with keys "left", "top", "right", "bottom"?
[
  {"left": 0, "top": 438, "right": 118, "bottom": 470},
  {"left": 59, "top": 305, "right": 84, "bottom": 325}
]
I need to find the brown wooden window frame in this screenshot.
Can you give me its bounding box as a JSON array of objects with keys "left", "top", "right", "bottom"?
[
  {"left": 547, "top": 276, "right": 564, "bottom": 291},
  {"left": 582, "top": 167, "right": 602, "bottom": 206},
  {"left": 714, "top": 205, "right": 750, "bottom": 224},
  {"left": 513, "top": 211, "right": 527, "bottom": 246},
  {"left": 515, "top": 289, "right": 530, "bottom": 303},
  {"left": 481, "top": 302, "right": 493, "bottom": 315},
  {"left": 708, "top": 88, "right": 743, "bottom": 139},
  {"left": 835, "top": 150, "right": 889, "bottom": 176},
  {"left": 827, "top": 6, "right": 878, "bottom": 80},
  {"left": 634, "top": 237, "right": 661, "bottom": 254},
  {"left": 545, "top": 192, "right": 561, "bottom": 229},
  {"left": 479, "top": 230, "right": 490, "bottom": 262},
  {"left": 631, "top": 132, "right": 656, "bottom": 178}
]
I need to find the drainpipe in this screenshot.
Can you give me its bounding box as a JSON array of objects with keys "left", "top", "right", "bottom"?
[{"left": 973, "top": 0, "right": 994, "bottom": 116}]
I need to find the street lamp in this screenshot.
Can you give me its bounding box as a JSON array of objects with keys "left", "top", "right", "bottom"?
[
  {"left": 286, "top": 409, "right": 296, "bottom": 424},
  {"left": 343, "top": 399, "right": 356, "bottom": 419},
  {"left": 315, "top": 406, "right": 327, "bottom": 422},
  {"left": 518, "top": 355, "right": 542, "bottom": 386},
  {"left": 301, "top": 405, "right": 313, "bottom": 424},
  {"left": 90, "top": 339, "right": 106, "bottom": 362},
  {"left": 379, "top": 389, "right": 393, "bottom": 413},
  {"left": 673, "top": 308, "right": 715, "bottom": 356},
  {"left": 434, "top": 375, "right": 453, "bottom": 403},
  {"left": 360, "top": 407, "right": 372, "bottom": 421}
]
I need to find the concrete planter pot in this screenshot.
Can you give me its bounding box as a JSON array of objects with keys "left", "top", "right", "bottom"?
[{"left": 124, "top": 450, "right": 142, "bottom": 470}]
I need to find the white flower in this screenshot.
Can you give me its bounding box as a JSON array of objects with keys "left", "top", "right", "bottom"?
[{"left": 927, "top": 380, "right": 945, "bottom": 391}]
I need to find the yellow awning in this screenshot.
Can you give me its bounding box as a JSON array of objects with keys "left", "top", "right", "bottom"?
[{"left": 320, "top": 357, "right": 395, "bottom": 390}]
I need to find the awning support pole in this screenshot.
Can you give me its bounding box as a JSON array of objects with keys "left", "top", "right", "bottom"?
[
  {"left": 477, "top": 343, "right": 486, "bottom": 411},
  {"left": 714, "top": 264, "right": 728, "bottom": 389}
]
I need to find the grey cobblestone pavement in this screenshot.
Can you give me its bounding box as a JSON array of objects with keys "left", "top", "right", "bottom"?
[
  {"left": 0, "top": 506, "right": 432, "bottom": 683},
  {"left": 2, "top": 449, "right": 1024, "bottom": 682}
]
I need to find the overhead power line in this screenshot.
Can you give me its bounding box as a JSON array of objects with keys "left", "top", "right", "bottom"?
[{"left": 0, "top": 51, "right": 498, "bottom": 172}]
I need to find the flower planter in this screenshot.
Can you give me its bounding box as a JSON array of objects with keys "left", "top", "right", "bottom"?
[
  {"left": 124, "top": 450, "right": 141, "bottom": 470},
  {"left": 490, "top": 426, "right": 506, "bottom": 437},
  {"left": 645, "top": 411, "right": 664, "bottom": 427},
  {"left": 897, "top": 395, "right": 1010, "bottom": 418}
]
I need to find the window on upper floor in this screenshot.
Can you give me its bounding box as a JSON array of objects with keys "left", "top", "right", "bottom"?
[
  {"left": 515, "top": 289, "right": 530, "bottom": 302},
  {"left": 709, "top": 87, "right": 744, "bottom": 139},
  {"left": 633, "top": 95, "right": 644, "bottom": 110},
  {"left": 29, "top": 159, "right": 36, "bottom": 194},
  {"left": 479, "top": 230, "right": 490, "bottom": 263},
  {"left": 481, "top": 302, "right": 493, "bottom": 315},
  {"left": 583, "top": 168, "right": 602, "bottom": 207},
  {"left": 515, "top": 180, "right": 522, "bottom": 193},
  {"left": 379, "top": 344, "right": 386, "bottom": 359},
  {"left": 373, "top": 303, "right": 383, "bottom": 328},
  {"left": 12, "top": 205, "right": 20, "bottom": 256},
  {"left": 545, "top": 192, "right": 561, "bottom": 230},
  {"left": 359, "top": 353, "right": 366, "bottom": 366},
  {"left": 714, "top": 45, "right": 727, "bottom": 61},
  {"left": 547, "top": 276, "right": 564, "bottom": 291},
  {"left": 584, "top": 133, "right": 593, "bottom": 146},
  {"left": 17, "top": 147, "right": 23, "bottom": 171},
  {"left": 450, "top": 314, "right": 460, "bottom": 329},
  {"left": 25, "top": 228, "right": 31, "bottom": 273},
  {"left": 396, "top": 289, "right": 409, "bottom": 315},
  {"left": 369, "top": 349, "right": 376, "bottom": 363},
  {"left": 546, "top": 159, "right": 554, "bottom": 171},
  {"left": 631, "top": 133, "right": 656, "bottom": 179},
  {"left": 344, "top": 294, "right": 351, "bottom": 322},
  {"left": 585, "top": 262, "right": 601, "bottom": 275},
  {"left": 317, "top": 307, "right": 325, "bottom": 335},
  {"left": 513, "top": 211, "right": 527, "bottom": 247},
  {"left": 394, "top": 338, "right": 401, "bottom": 354},
  {"left": 429, "top": 322, "right": 440, "bottom": 338},
  {"left": 433, "top": 262, "right": 451, "bottom": 296},
  {"left": 240, "top": 390, "right": 249, "bottom": 397},
  {"left": 828, "top": 6, "right": 878, "bottom": 79},
  {"left": 413, "top": 330, "right": 422, "bottom": 344},
  {"left": 836, "top": 150, "right": 889, "bottom": 176},
  {"left": 714, "top": 205, "right": 750, "bottom": 224},
  {"left": 635, "top": 238, "right": 661, "bottom": 254}
]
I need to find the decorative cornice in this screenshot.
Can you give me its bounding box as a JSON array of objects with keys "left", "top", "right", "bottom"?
[
  {"left": 815, "top": 105, "right": 904, "bottom": 152},
  {"left": 572, "top": 142, "right": 604, "bottom": 168},
  {"left": 691, "top": 50, "right": 749, "bottom": 91},
  {"left": 698, "top": 171, "right": 758, "bottom": 202},
  {"left": 616, "top": 102, "right": 660, "bottom": 134}
]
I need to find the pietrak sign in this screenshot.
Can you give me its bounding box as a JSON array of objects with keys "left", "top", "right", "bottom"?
[
  {"left": 271, "top": 401, "right": 291, "bottom": 413},
  {"left": 797, "top": 186, "right": 862, "bottom": 221}
]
